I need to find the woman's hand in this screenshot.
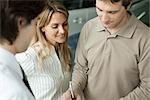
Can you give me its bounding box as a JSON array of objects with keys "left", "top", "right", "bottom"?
[{"left": 62, "top": 90, "right": 82, "bottom": 100}]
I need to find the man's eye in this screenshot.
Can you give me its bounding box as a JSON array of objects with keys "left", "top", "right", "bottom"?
[
  {"left": 99, "top": 9, "right": 102, "bottom": 12},
  {"left": 108, "top": 11, "right": 117, "bottom": 14},
  {"left": 96, "top": 8, "right": 102, "bottom": 12}
]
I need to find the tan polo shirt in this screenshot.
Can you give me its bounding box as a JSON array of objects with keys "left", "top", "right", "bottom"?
[{"left": 72, "top": 14, "right": 150, "bottom": 100}]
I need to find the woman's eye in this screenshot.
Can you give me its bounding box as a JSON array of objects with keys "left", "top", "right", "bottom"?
[
  {"left": 52, "top": 25, "right": 58, "bottom": 28},
  {"left": 63, "top": 23, "right": 68, "bottom": 26}
]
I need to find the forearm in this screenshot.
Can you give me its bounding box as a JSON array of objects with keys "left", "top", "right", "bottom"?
[
  {"left": 120, "top": 55, "right": 150, "bottom": 100},
  {"left": 71, "top": 63, "right": 88, "bottom": 93},
  {"left": 119, "top": 83, "right": 150, "bottom": 100}
]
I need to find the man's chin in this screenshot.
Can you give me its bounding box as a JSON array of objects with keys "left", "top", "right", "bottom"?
[{"left": 103, "top": 24, "right": 114, "bottom": 29}]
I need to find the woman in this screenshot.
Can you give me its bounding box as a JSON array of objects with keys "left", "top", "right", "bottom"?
[{"left": 16, "top": 1, "right": 72, "bottom": 100}]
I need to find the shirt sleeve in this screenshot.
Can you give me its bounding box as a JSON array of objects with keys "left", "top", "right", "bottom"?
[
  {"left": 15, "top": 48, "right": 37, "bottom": 76},
  {"left": 120, "top": 30, "right": 150, "bottom": 100},
  {"left": 71, "top": 23, "right": 89, "bottom": 93}
]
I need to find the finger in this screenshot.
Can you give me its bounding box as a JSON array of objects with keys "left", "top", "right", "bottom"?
[
  {"left": 63, "top": 90, "right": 72, "bottom": 100},
  {"left": 75, "top": 94, "right": 81, "bottom": 100}
]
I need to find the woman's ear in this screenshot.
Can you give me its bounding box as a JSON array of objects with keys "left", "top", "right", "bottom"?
[
  {"left": 17, "top": 17, "right": 27, "bottom": 30},
  {"left": 41, "top": 27, "right": 45, "bottom": 32}
]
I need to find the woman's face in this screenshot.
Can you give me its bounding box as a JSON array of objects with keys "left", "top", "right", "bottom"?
[{"left": 43, "top": 12, "right": 68, "bottom": 45}]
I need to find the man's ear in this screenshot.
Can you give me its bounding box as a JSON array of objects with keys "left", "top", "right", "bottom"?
[
  {"left": 127, "top": 0, "right": 133, "bottom": 10},
  {"left": 17, "top": 17, "right": 27, "bottom": 30}
]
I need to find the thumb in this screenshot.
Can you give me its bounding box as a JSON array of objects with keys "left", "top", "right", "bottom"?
[{"left": 62, "top": 90, "right": 72, "bottom": 100}]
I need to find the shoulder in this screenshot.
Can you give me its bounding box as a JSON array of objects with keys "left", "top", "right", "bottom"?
[
  {"left": 15, "top": 47, "right": 38, "bottom": 75},
  {"left": 131, "top": 14, "right": 150, "bottom": 34},
  {"left": 16, "top": 47, "right": 37, "bottom": 63},
  {"left": 84, "top": 16, "right": 99, "bottom": 28},
  {"left": 134, "top": 18, "right": 150, "bottom": 39},
  {"left": 0, "top": 67, "right": 34, "bottom": 100},
  {"left": 80, "top": 16, "right": 100, "bottom": 40},
  {"left": 127, "top": 14, "right": 150, "bottom": 39},
  {"left": 137, "top": 20, "right": 150, "bottom": 34},
  {"left": 82, "top": 16, "right": 102, "bottom": 34}
]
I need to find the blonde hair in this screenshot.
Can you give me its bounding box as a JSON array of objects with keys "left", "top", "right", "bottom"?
[{"left": 31, "top": 1, "right": 72, "bottom": 71}]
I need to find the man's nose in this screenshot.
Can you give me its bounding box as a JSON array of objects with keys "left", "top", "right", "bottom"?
[{"left": 101, "top": 13, "right": 110, "bottom": 22}]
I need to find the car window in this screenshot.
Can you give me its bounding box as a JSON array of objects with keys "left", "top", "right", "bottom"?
[
  {"left": 58, "top": 0, "right": 95, "bottom": 10},
  {"left": 130, "top": 0, "right": 149, "bottom": 26}
]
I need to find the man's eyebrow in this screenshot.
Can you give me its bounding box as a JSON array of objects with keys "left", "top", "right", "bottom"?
[
  {"left": 96, "top": 6, "right": 120, "bottom": 13},
  {"left": 95, "top": 6, "right": 102, "bottom": 11}
]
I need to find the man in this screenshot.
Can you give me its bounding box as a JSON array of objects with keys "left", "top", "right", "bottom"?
[
  {"left": 63, "top": 0, "right": 150, "bottom": 100},
  {"left": 0, "top": 0, "right": 46, "bottom": 99}
]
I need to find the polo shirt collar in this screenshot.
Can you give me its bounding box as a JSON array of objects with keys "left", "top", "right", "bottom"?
[
  {"left": 116, "top": 14, "right": 138, "bottom": 38},
  {"left": 95, "top": 13, "right": 138, "bottom": 39},
  {"left": 95, "top": 17, "right": 105, "bottom": 32}
]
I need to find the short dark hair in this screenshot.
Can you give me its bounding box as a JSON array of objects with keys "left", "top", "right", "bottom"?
[
  {"left": 0, "top": 0, "right": 46, "bottom": 44},
  {"left": 98, "top": 0, "right": 132, "bottom": 9}
]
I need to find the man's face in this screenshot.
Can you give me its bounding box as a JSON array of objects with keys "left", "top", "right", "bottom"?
[{"left": 96, "top": 0, "right": 128, "bottom": 30}]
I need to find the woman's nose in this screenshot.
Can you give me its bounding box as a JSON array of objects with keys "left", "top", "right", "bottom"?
[{"left": 59, "top": 26, "right": 65, "bottom": 34}]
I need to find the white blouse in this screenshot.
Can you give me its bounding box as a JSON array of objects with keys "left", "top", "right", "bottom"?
[{"left": 16, "top": 46, "right": 71, "bottom": 100}]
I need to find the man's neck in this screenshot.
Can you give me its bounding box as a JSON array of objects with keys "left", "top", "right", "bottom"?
[
  {"left": 107, "top": 12, "right": 131, "bottom": 34},
  {"left": 0, "top": 43, "right": 16, "bottom": 54}
]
